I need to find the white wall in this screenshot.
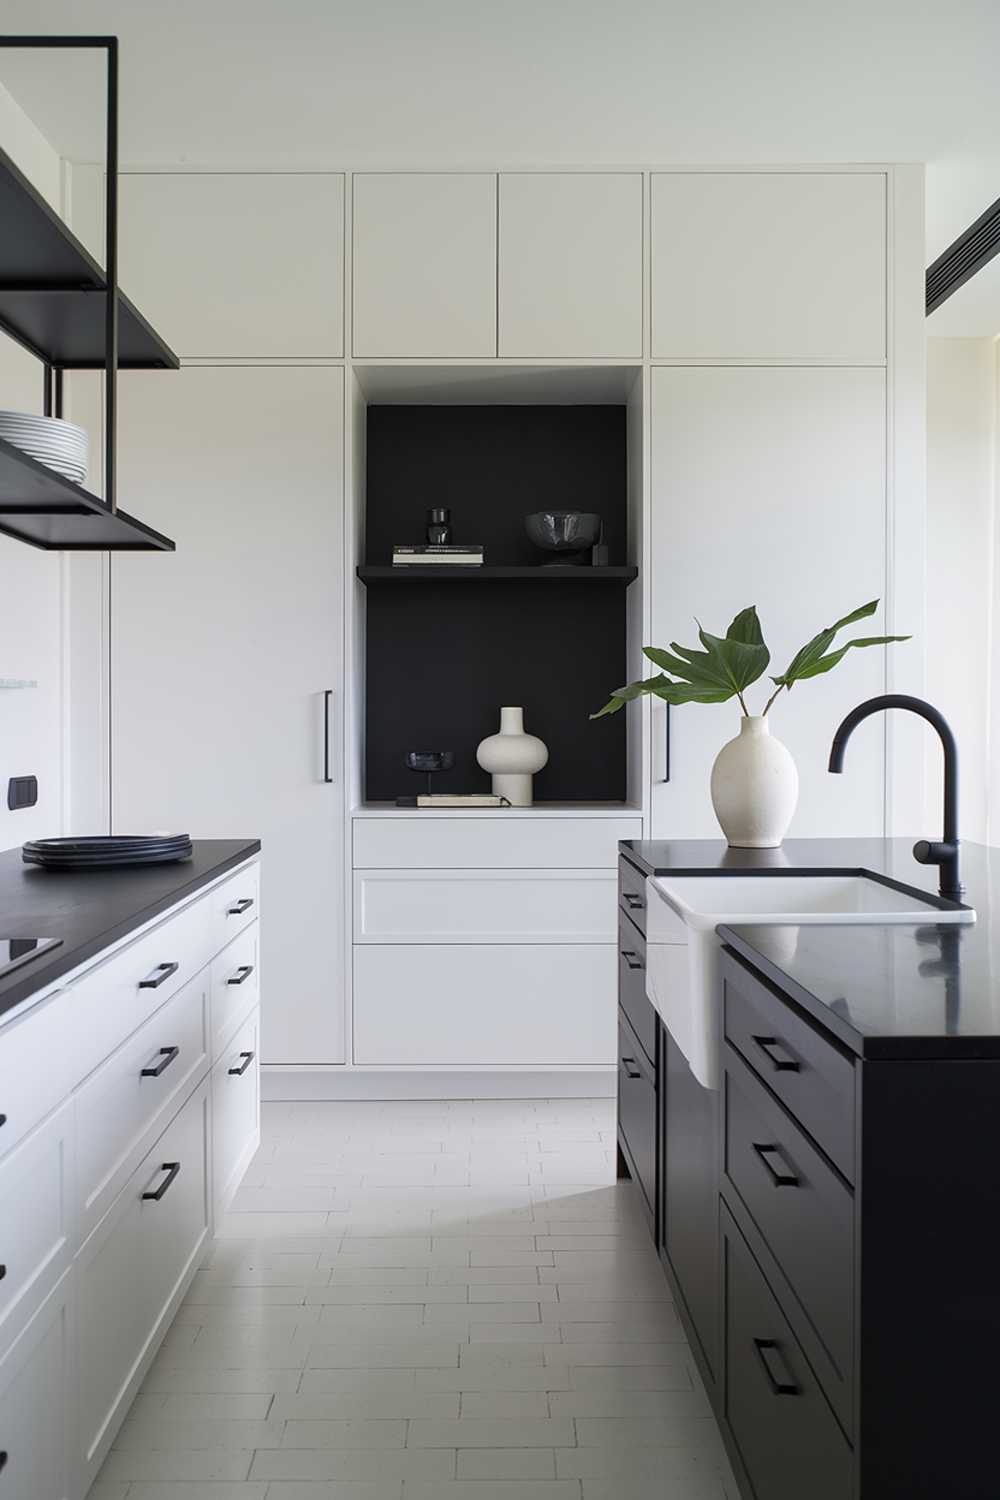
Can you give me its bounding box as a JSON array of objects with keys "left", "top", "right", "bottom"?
[
  {"left": 925, "top": 337, "right": 997, "bottom": 843},
  {"left": 0, "top": 85, "right": 67, "bottom": 851}
]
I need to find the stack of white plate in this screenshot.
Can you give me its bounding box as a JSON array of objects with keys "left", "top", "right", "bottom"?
[{"left": 0, "top": 412, "right": 88, "bottom": 485}]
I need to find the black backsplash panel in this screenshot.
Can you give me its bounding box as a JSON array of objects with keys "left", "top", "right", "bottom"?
[
  {"left": 363, "top": 405, "right": 629, "bottom": 803},
  {"left": 365, "top": 405, "right": 627, "bottom": 565}
]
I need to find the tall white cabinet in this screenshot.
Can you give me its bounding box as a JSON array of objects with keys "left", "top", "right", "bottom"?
[{"left": 112, "top": 366, "right": 345, "bottom": 1065}]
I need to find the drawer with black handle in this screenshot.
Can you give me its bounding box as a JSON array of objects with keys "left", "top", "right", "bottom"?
[
  {"left": 618, "top": 856, "right": 648, "bottom": 935},
  {"left": 618, "top": 916, "right": 656, "bottom": 1066},
  {"left": 722, "top": 950, "right": 856, "bottom": 1182},
  {"left": 617, "top": 1011, "right": 656, "bottom": 1224},
  {"left": 723, "top": 1044, "right": 854, "bottom": 1435},
  {"left": 722, "top": 1200, "right": 852, "bottom": 1500}
]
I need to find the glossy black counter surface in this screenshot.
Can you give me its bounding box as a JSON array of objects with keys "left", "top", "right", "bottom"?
[
  {"left": 0, "top": 838, "right": 260, "bottom": 1024},
  {"left": 622, "top": 837, "right": 1000, "bottom": 1060}
]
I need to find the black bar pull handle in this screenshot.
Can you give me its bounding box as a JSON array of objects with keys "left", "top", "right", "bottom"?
[
  {"left": 622, "top": 1057, "right": 642, "bottom": 1079},
  {"left": 753, "top": 1142, "right": 800, "bottom": 1188},
  {"left": 141, "top": 1045, "right": 180, "bottom": 1078},
  {"left": 621, "top": 950, "right": 643, "bottom": 970},
  {"left": 753, "top": 1338, "right": 800, "bottom": 1396},
  {"left": 139, "top": 962, "right": 179, "bottom": 991},
  {"left": 664, "top": 700, "right": 670, "bottom": 782},
  {"left": 229, "top": 1050, "right": 255, "bottom": 1076},
  {"left": 227, "top": 965, "right": 255, "bottom": 987},
  {"left": 752, "top": 1035, "right": 800, "bottom": 1073},
  {"left": 0, "top": 1450, "right": 7, "bottom": 1473},
  {"left": 623, "top": 892, "right": 644, "bottom": 911},
  {"left": 227, "top": 897, "right": 254, "bottom": 916},
  {"left": 0, "top": 1265, "right": 6, "bottom": 1281},
  {"left": 0, "top": 1114, "right": 6, "bottom": 1129},
  {"left": 142, "top": 1161, "right": 180, "bottom": 1201},
  {"left": 323, "top": 688, "right": 334, "bottom": 783}
]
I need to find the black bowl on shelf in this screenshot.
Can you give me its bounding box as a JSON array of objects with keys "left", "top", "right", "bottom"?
[{"left": 524, "top": 510, "right": 602, "bottom": 565}]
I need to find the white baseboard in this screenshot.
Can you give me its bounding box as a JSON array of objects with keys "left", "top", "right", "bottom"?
[{"left": 261, "top": 1068, "right": 616, "bottom": 1101}]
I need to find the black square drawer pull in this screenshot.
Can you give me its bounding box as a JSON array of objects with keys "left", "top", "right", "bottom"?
[
  {"left": 621, "top": 950, "right": 643, "bottom": 970},
  {"left": 624, "top": 892, "right": 644, "bottom": 910},
  {"left": 752, "top": 1142, "right": 800, "bottom": 1188},
  {"left": 142, "top": 1161, "right": 180, "bottom": 1201},
  {"left": 227, "top": 964, "right": 255, "bottom": 986},
  {"left": 229, "top": 1050, "right": 255, "bottom": 1076},
  {"left": 141, "top": 1045, "right": 180, "bottom": 1078},
  {"left": 752, "top": 1035, "right": 800, "bottom": 1072},
  {"left": 621, "top": 1057, "right": 642, "bottom": 1080},
  {"left": 139, "top": 962, "right": 179, "bottom": 990},
  {"left": 753, "top": 1338, "right": 800, "bottom": 1396},
  {"left": 227, "top": 897, "right": 254, "bottom": 915}
]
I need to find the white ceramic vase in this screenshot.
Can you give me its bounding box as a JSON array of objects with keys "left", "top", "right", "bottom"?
[
  {"left": 476, "top": 706, "right": 548, "bottom": 807},
  {"left": 709, "top": 715, "right": 798, "bottom": 849}
]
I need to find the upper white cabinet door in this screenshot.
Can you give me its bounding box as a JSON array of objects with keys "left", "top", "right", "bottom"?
[
  {"left": 649, "top": 366, "right": 888, "bottom": 840},
  {"left": 352, "top": 173, "right": 497, "bottom": 356},
  {"left": 498, "top": 173, "right": 643, "bottom": 357},
  {"left": 119, "top": 173, "right": 345, "bottom": 357},
  {"left": 650, "top": 172, "right": 886, "bottom": 361},
  {"left": 113, "top": 367, "right": 346, "bottom": 1066}
]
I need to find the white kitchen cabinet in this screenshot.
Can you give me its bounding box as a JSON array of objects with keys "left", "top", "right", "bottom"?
[
  {"left": 0, "top": 1273, "right": 73, "bottom": 1500},
  {"left": 77, "top": 1080, "right": 210, "bottom": 1490},
  {"left": 119, "top": 172, "right": 345, "bottom": 356},
  {"left": 354, "top": 814, "right": 640, "bottom": 870},
  {"left": 650, "top": 172, "right": 886, "bottom": 360},
  {"left": 649, "top": 366, "right": 888, "bottom": 840},
  {"left": 352, "top": 173, "right": 497, "bottom": 356},
  {"left": 0, "top": 1101, "right": 74, "bottom": 1358},
  {"left": 498, "top": 173, "right": 643, "bottom": 357},
  {"left": 354, "top": 869, "right": 617, "bottom": 943},
  {"left": 213, "top": 1007, "right": 261, "bottom": 1216},
  {"left": 113, "top": 368, "right": 345, "bottom": 1066},
  {"left": 354, "top": 944, "right": 617, "bottom": 1066}
]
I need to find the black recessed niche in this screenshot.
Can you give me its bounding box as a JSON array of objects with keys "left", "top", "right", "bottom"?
[{"left": 362, "top": 404, "right": 632, "bottom": 803}]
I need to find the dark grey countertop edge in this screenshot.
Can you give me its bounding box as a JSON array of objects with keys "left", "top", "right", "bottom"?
[
  {"left": 718, "top": 928, "right": 1000, "bottom": 1061},
  {"left": 0, "top": 839, "right": 261, "bottom": 1024}
]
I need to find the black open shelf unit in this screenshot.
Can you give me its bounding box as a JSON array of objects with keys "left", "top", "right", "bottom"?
[
  {"left": 362, "top": 404, "right": 633, "bottom": 802},
  {"left": 358, "top": 564, "right": 637, "bottom": 584},
  {"left": 0, "top": 37, "right": 178, "bottom": 550}
]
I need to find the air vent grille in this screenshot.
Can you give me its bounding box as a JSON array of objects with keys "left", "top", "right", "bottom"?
[{"left": 927, "top": 194, "right": 1000, "bottom": 315}]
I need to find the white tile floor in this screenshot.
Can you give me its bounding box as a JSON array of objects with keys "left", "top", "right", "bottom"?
[{"left": 93, "top": 1097, "right": 739, "bottom": 1500}]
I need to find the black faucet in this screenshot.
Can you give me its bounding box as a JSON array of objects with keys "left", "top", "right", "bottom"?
[{"left": 828, "top": 694, "right": 963, "bottom": 901}]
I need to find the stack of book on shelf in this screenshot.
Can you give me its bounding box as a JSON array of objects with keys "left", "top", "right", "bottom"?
[{"left": 392, "top": 545, "right": 484, "bottom": 568}]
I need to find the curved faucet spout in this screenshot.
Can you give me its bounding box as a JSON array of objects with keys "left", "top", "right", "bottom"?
[{"left": 828, "top": 694, "right": 963, "bottom": 900}]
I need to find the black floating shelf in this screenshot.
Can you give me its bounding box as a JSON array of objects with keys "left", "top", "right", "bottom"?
[
  {"left": 0, "top": 436, "right": 174, "bottom": 552},
  {"left": 0, "top": 147, "right": 178, "bottom": 371},
  {"left": 357, "top": 565, "right": 638, "bottom": 584}
]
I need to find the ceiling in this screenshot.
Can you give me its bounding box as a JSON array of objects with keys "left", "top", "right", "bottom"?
[{"left": 3, "top": 0, "right": 1000, "bottom": 333}]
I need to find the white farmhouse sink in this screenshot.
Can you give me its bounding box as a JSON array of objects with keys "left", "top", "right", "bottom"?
[{"left": 645, "top": 873, "right": 975, "bottom": 1090}]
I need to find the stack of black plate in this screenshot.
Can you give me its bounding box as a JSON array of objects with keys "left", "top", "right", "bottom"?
[{"left": 22, "top": 835, "right": 193, "bottom": 870}]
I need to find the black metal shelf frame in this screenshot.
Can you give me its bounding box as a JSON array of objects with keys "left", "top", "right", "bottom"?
[{"left": 0, "top": 35, "right": 176, "bottom": 550}]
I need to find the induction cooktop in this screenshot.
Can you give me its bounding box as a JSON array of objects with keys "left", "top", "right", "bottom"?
[{"left": 0, "top": 937, "right": 62, "bottom": 980}]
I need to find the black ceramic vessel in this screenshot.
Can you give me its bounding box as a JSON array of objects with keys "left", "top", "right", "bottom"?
[{"left": 525, "top": 509, "right": 602, "bottom": 565}]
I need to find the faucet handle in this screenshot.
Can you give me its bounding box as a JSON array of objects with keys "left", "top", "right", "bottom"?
[{"left": 913, "top": 839, "right": 957, "bottom": 867}]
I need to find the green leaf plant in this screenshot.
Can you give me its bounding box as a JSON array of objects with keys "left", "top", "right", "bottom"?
[{"left": 591, "top": 600, "right": 910, "bottom": 720}]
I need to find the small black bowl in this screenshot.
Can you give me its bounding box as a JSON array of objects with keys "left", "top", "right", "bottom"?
[{"left": 525, "top": 510, "right": 601, "bottom": 564}]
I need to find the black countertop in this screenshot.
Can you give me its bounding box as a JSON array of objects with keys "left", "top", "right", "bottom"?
[
  {"left": 0, "top": 838, "right": 260, "bottom": 1024},
  {"left": 621, "top": 837, "right": 1000, "bottom": 1060}
]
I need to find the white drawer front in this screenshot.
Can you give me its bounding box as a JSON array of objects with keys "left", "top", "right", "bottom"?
[
  {"left": 207, "top": 859, "right": 260, "bottom": 951},
  {"left": 0, "top": 1100, "right": 74, "bottom": 1358},
  {"left": 354, "top": 869, "right": 617, "bottom": 943},
  {"left": 78, "top": 1079, "right": 209, "bottom": 1487},
  {"left": 0, "top": 989, "right": 81, "bottom": 1167},
  {"left": 213, "top": 1007, "right": 260, "bottom": 1217},
  {"left": 210, "top": 924, "right": 259, "bottom": 1058},
  {"left": 354, "top": 816, "right": 641, "bottom": 871},
  {"left": 0, "top": 1272, "right": 73, "bottom": 1500},
  {"left": 354, "top": 944, "right": 617, "bottom": 1066},
  {"left": 76, "top": 977, "right": 209, "bottom": 1244}
]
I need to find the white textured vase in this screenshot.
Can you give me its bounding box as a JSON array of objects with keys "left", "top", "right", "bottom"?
[
  {"left": 476, "top": 706, "right": 548, "bottom": 807},
  {"left": 710, "top": 716, "right": 798, "bottom": 849}
]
